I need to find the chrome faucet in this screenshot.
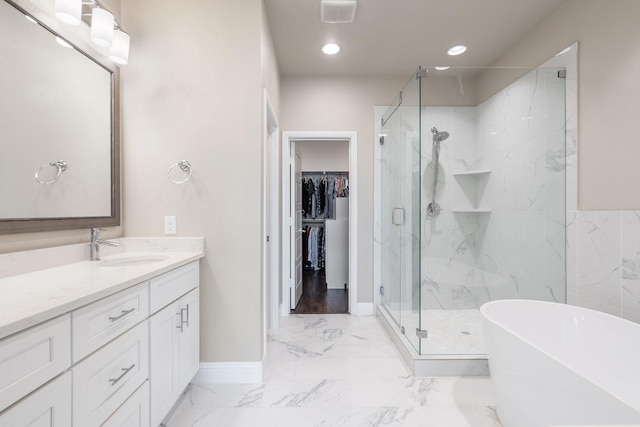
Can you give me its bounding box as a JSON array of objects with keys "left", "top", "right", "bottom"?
[{"left": 90, "top": 227, "right": 120, "bottom": 261}]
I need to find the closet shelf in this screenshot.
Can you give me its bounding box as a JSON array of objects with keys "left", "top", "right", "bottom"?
[
  {"left": 452, "top": 208, "right": 492, "bottom": 213},
  {"left": 453, "top": 169, "right": 492, "bottom": 177}
]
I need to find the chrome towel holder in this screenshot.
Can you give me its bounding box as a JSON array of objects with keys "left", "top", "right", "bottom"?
[
  {"left": 35, "top": 160, "right": 67, "bottom": 184},
  {"left": 168, "top": 160, "right": 192, "bottom": 184}
]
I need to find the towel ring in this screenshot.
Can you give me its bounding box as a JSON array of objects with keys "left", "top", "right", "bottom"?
[
  {"left": 35, "top": 160, "right": 67, "bottom": 185},
  {"left": 168, "top": 160, "right": 192, "bottom": 184}
]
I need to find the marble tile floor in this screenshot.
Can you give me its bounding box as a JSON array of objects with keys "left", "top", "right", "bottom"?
[{"left": 164, "top": 314, "right": 503, "bottom": 427}]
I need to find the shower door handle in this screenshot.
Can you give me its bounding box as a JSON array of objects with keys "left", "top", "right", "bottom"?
[{"left": 392, "top": 207, "right": 405, "bottom": 226}]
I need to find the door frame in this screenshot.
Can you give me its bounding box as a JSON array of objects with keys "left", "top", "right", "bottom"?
[
  {"left": 281, "top": 131, "right": 358, "bottom": 316},
  {"left": 263, "top": 90, "right": 280, "bottom": 338}
]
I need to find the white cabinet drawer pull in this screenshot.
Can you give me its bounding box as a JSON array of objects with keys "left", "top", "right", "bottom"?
[
  {"left": 108, "top": 364, "right": 135, "bottom": 386},
  {"left": 108, "top": 308, "right": 136, "bottom": 322}
]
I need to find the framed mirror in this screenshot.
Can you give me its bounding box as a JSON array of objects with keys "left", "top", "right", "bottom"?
[{"left": 0, "top": 0, "right": 120, "bottom": 234}]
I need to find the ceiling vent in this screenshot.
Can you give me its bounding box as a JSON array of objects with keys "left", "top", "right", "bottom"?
[{"left": 321, "top": 0, "right": 357, "bottom": 24}]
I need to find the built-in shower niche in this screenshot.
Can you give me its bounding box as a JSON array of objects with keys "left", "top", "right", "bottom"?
[{"left": 452, "top": 169, "right": 491, "bottom": 212}]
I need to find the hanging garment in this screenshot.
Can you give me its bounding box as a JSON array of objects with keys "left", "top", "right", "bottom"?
[
  {"left": 308, "top": 226, "right": 319, "bottom": 270},
  {"left": 325, "top": 177, "right": 335, "bottom": 219}
]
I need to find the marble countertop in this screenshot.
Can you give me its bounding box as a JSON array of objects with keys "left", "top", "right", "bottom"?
[{"left": 0, "top": 238, "right": 204, "bottom": 340}]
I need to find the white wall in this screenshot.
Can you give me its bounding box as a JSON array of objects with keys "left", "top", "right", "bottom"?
[
  {"left": 120, "top": 0, "right": 275, "bottom": 363},
  {"left": 281, "top": 77, "right": 407, "bottom": 303},
  {"left": 298, "top": 140, "right": 349, "bottom": 172}
]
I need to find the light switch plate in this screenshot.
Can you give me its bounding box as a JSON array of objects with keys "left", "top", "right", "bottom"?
[{"left": 164, "top": 216, "right": 177, "bottom": 234}]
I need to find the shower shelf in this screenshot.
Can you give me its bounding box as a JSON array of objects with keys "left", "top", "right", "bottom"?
[
  {"left": 453, "top": 169, "right": 491, "bottom": 177},
  {"left": 452, "top": 208, "right": 492, "bottom": 213}
]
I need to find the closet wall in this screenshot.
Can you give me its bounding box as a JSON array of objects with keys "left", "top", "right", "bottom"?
[{"left": 298, "top": 140, "right": 349, "bottom": 171}]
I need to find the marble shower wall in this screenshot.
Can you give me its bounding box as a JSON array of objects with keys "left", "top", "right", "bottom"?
[
  {"left": 568, "top": 210, "right": 640, "bottom": 323},
  {"left": 421, "top": 67, "right": 568, "bottom": 311}
]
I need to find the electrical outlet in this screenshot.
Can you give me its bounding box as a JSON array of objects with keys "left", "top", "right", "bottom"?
[{"left": 164, "top": 216, "right": 177, "bottom": 234}]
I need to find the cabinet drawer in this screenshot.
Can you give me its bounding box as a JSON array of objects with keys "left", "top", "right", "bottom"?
[
  {"left": 0, "top": 372, "right": 72, "bottom": 427},
  {"left": 73, "top": 321, "right": 149, "bottom": 427},
  {"left": 149, "top": 262, "right": 198, "bottom": 314},
  {"left": 0, "top": 315, "right": 71, "bottom": 412},
  {"left": 72, "top": 282, "right": 149, "bottom": 362},
  {"left": 102, "top": 381, "right": 149, "bottom": 427}
]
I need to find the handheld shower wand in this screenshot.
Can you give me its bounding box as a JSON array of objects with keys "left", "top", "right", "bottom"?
[{"left": 426, "top": 127, "right": 449, "bottom": 220}]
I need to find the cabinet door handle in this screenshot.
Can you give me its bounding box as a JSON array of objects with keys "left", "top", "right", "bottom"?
[
  {"left": 109, "top": 364, "right": 135, "bottom": 386},
  {"left": 177, "top": 305, "right": 189, "bottom": 332},
  {"left": 177, "top": 309, "right": 185, "bottom": 332},
  {"left": 109, "top": 308, "right": 136, "bottom": 322},
  {"left": 183, "top": 304, "right": 190, "bottom": 327}
]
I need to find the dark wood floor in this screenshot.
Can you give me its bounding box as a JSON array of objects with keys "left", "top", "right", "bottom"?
[{"left": 292, "top": 269, "right": 348, "bottom": 314}]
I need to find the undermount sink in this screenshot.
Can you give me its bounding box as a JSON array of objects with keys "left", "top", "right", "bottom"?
[{"left": 99, "top": 255, "right": 170, "bottom": 267}]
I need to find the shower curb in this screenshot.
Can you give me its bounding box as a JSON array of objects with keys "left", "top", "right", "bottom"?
[{"left": 376, "top": 305, "right": 490, "bottom": 377}]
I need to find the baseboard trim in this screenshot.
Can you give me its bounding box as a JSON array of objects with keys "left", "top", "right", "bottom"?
[
  {"left": 356, "top": 302, "right": 374, "bottom": 316},
  {"left": 192, "top": 362, "right": 263, "bottom": 384}
]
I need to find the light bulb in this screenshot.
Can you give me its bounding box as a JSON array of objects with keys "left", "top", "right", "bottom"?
[
  {"left": 322, "top": 43, "right": 340, "bottom": 55},
  {"left": 447, "top": 45, "right": 467, "bottom": 56}
]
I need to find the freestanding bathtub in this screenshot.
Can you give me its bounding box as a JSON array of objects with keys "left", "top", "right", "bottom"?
[{"left": 481, "top": 299, "right": 640, "bottom": 427}]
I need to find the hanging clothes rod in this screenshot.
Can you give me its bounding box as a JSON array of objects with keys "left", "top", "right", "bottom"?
[{"left": 302, "top": 171, "right": 349, "bottom": 175}]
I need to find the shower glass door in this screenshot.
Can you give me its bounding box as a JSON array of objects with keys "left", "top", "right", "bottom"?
[{"left": 380, "top": 70, "right": 422, "bottom": 353}]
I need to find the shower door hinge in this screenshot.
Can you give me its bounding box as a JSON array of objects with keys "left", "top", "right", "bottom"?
[
  {"left": 558, "top": 69, "right": 567, "bottom": 78},
  {"left": 379, "top": 285, "right": 384, "bottom": 296},
  {"left": 416, "top": 328, "right": 428, "bottom": 339},
  {"left": 401, "top": 326, "right": 405, "bottom": 334},
  {"left": 379, "top": 135, "right": 385, "bottom": 145},
  {"left": 416, "top": 67, "right": 428, "bottom": 79}
]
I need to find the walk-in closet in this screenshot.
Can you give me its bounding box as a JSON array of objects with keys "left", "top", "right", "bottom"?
[{"left": 293, "top": 140, "right": 350, "bottom": 314}]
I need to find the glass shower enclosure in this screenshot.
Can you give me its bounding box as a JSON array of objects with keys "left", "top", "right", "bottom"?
[{"left": 379, "top": 65, "right": 567, "bottom": 357}]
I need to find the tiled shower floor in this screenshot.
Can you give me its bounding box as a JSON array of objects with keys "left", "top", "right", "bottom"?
[
  {"left": 402, "top": 309, "right": 488, "bottom": 355},
  {"left": 164, "top": 314, "right": 502, "bottom": 427}
]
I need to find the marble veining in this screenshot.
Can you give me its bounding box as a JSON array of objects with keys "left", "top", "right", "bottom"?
[{"left": 166, "top": 314, "right": 502, "bottom": 427}]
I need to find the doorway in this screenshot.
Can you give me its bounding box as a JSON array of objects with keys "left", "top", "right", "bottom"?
[
  {"left": 293, "top": 140, "right": 350, "bottom": 314},
  {"left": 281, "top": 131, "right": 358, "bottom": 317}
]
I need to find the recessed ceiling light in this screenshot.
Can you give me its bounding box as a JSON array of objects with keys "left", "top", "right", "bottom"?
[
  {"left": 435, "top": 66, "right": 450, "bottom": 71},
  {"left": 322, "top": 43, "right": 341, "bottom": 55},
  {"left": 447, "top": 45, "right": 467, "bottom": 56}
]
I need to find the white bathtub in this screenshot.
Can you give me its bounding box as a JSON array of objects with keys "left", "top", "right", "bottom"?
[{"left": 481, "top": 299, "right": 640, "bottom": 427}]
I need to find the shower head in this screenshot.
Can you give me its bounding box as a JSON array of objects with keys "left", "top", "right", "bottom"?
[{"left": 431, "top": 127, "right": 449, "bottom": 143}]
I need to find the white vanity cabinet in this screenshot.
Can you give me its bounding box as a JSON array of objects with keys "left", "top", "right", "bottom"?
[
  {"left": 0, "top": 314, "right": 71, "bottom": 413},
  {"left": 0, "top": 372, "right": 72, "bottom": 427},
  {"left": 73, "top": 321, "right": 149, "bottom": 426},
  {"left": 0, "top": 254, "right": 202, "bottom": 427},
  {"left": 149, "top": 262, "right": 200, "bottom": 427}
]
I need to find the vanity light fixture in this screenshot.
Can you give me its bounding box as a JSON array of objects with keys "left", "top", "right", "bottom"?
[
  {"left": 435, "top": 66, "right": 450, "bottom": 71},
  {"left": 109, "top": 29, "right": 130, "bottom": 64},
  {"left": 322, "top": 42, "right": 341, "bottom": 55},
  {"left": 90, "top": 7, "right": 114, "bottom": 47},
  {"left": 447, "top": 45, "right": 467, "bottom": 56},
  {"left": 54, "top": 0, "right": 130, "bottom": 65},
  {"left": 55, "top": 0, "right": 82, "bottom": 25}
]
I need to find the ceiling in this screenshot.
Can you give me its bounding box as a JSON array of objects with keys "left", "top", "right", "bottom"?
[{"left": 264, "top": 0, "right": 569, "bottom": 78}]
